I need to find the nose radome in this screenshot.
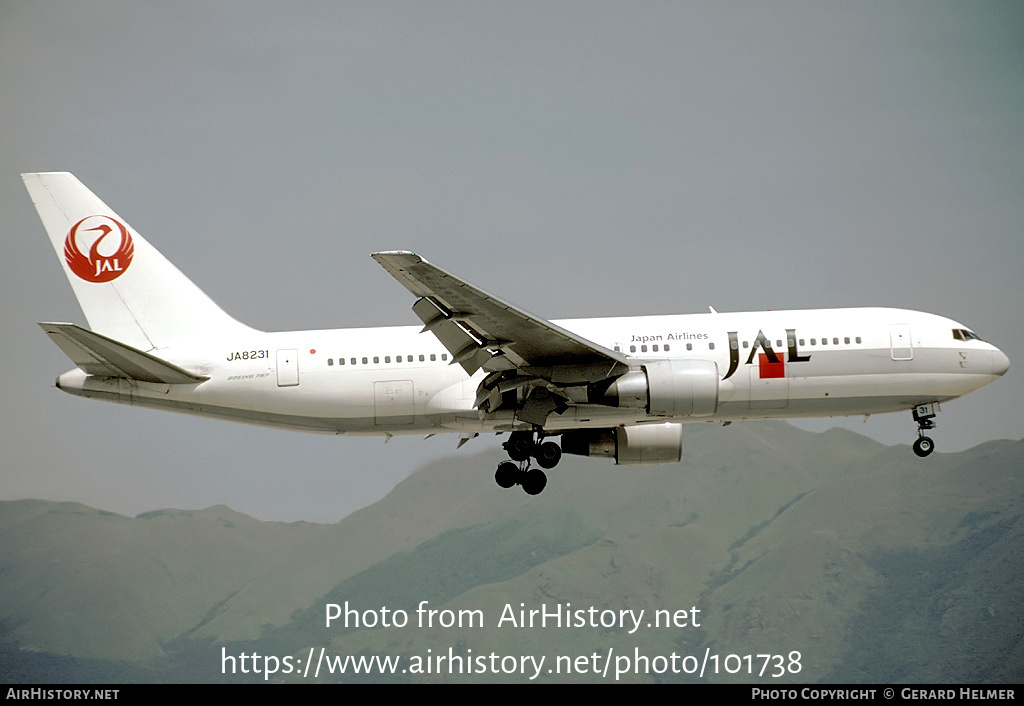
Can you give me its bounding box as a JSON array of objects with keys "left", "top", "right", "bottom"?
[{"left": 990, "top": 348, "right": 1010, "bottom": 376}]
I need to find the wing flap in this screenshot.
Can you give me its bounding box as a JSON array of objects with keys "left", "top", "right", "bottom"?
[
  {"left": 372, "top": 251, "right": 628, "bottom": 383},
  {"left": 39, "top": 323, "right": 208, "bottom": 384}
]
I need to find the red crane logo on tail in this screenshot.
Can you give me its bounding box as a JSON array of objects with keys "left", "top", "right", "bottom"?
[{"left": 64, "top": 216, "right": 134, "bottom": 283}]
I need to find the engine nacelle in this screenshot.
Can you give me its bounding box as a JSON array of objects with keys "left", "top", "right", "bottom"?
[
  {"left": 590, "top": 359, "right": 719, "bottom": 417},
  {"left": 561, "top": 422, "right": 683, "bottom": 465}
]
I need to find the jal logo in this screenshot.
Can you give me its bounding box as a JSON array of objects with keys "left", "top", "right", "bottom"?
[
  {"left": 64, "top": 215, "right": 134, "bottom": 283},
  {"left": 722, "top": 329, "right": 811, "bottom": 380}
]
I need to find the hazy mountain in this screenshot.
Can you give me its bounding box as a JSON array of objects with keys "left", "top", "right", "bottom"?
[{"left": 1, "top": 421, "right": 1020, "bottom": 683}]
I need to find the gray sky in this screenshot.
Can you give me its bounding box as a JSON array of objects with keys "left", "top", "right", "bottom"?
[{"left": 2, "top": 1, "right": 1021, "bottom": 523}]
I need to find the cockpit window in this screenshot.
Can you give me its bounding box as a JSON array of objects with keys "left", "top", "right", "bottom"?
[{"left": 952, "top": 328, "right": 982, "bottom": 342}]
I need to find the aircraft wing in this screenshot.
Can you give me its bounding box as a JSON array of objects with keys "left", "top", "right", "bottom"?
[{"left": 371, "top": 251, "right": 629, "bottom": 386}]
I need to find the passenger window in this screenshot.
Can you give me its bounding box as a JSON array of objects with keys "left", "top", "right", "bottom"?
[
  {"left": 419, "top": 354, "right": 425, "bottom": 362},
  {"left": 430, "top": 354, "right": 436, "bottom": 361},
  {"left": 362, "top": 357, "right": 368, "bottom": 364},
  {"left": 799, "top": 339, "right": 805, "bottom": 346},
  {"left": 709, "top": 342, "right": 715, "bottom": 350},
  {"left": 630, "top": 345, "right": 636, "bottom": 353},
  {"left": 844, "top": 337, "right": 850, "bottom": 344},
  {"left": 730, "top": 339, "right": 738, "bottom": 350},
  {"left": 686, "top": 343, "right": 692, "bottom": 351},
  {"left": 776, "top": 340, "right": 782, "bottom": 348},
  {"left": 855, "top": 337, "right": 862, "bottom": 344},
  {"left": 373, "top": 356, "right": 379, "bottom": 364},
  {"left": 664, "top": 344, "right": 670, "bottom": 352},
  {"left": 641, "top": 345, "right": 648, "bottom": 352},
  {"left": 351, "top": 358, "right": 356, "bottom": 365},
  {"left": 652, "top": 345, "right": 658, "bottom": 352},
  {"left": 810, "top": 339, "right": 817, "bottom": 345},
  {"left": 385, "top": 356, "right": 391, "bottom": 363},
  {"left": 328, "top": 358, "right": 334, "bottom": 366},
  {"left": 441, "top": 354, "right": 448, "bottom": 361},
  {"left": 833, "top": 338, "right": 839, "bottom": 345}
]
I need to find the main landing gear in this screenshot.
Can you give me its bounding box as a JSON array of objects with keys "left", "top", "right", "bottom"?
[
  {"left": 495, "top": 430, "right": 562, "bottom": 495},
  {"left": 912, "top": 403, "right": 938, "bottom": 458}
]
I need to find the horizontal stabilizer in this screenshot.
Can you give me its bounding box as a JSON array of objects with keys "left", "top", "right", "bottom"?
[{"left": 39, "top": 323, "right": 208, "bottom": 384}]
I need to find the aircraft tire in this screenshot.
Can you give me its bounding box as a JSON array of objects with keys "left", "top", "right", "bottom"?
[
  {"left": 495, "top": 461, "right": 519, "bottom": 488},
  {"left": 535, "top": 441, "right": 562, "bottom": 469},
  {"left": 522, "top": 468, "right": 547, "bottom": 495},
  {"left": 913, "top": 436, "right": 935, "bottom": 457},
  {"left": 507, "top": 432, "right": 533, "bottom": 461}
]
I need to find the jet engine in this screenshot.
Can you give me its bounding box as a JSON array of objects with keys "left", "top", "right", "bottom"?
[
  {"left": 561, "top": 422, "right": 683, "bottom": 465},
  {"left": 589, "top": 359, "right": 719, "bottom": 417}
]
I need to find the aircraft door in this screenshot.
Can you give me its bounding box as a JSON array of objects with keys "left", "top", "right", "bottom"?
[
  {"left": 276, "top": 349, "right": 299, "bottom": 386},
  {"left": 375, "top": 380, "right": 415, "bottom": 425},
  {"left": 890, "top": 325, "right": 913, "bottom": 361}
]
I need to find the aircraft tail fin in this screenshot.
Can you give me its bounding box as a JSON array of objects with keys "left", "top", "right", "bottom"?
[
  {"left": 23, "top": 172, "right": 255, "bottom": 351},
  {"left": 40, "top": 322, "right": 208, "bottom": 384}
]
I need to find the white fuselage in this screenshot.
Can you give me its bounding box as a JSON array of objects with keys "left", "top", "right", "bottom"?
[{"left": 55, "top": 307, "right": 1009, "bottom": 435}]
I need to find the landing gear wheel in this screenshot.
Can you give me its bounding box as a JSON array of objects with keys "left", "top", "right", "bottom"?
[
  {"left": 495, "top": 461, "right": 519, "bottom": 488},
  {"left": 913, "top": 436, "right": 935, "bottom": 458},
  {"left": 910, "top": 405, "right": 939, "bottom": 458},
  {"left": 521, "top": 468, "right": 548, "bottom": 495},
  {"left": 506, "top": 432, "right": 533, "bottom": 462},
  {"left": 535, "top": 441, "right": 562, "bottom": 469}
]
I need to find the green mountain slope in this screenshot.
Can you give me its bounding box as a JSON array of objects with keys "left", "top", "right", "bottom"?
[{"left": 1, "top": 422, "right": 1020, "bottom": 683}]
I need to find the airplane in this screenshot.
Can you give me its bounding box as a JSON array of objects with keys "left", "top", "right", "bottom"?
[{"left": 24, "top": 172, "right": 1010, "bottom": 495}]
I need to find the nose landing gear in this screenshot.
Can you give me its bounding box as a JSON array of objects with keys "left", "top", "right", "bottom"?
[
  {"left": 912, "top": 403, "right": 938, "bottom": 457},
  {"left": 912, "top": 436, "right": 934, "bottom": 457},
  {"left": 494, "top": 430, "right": 561, "bottom": 494}
]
